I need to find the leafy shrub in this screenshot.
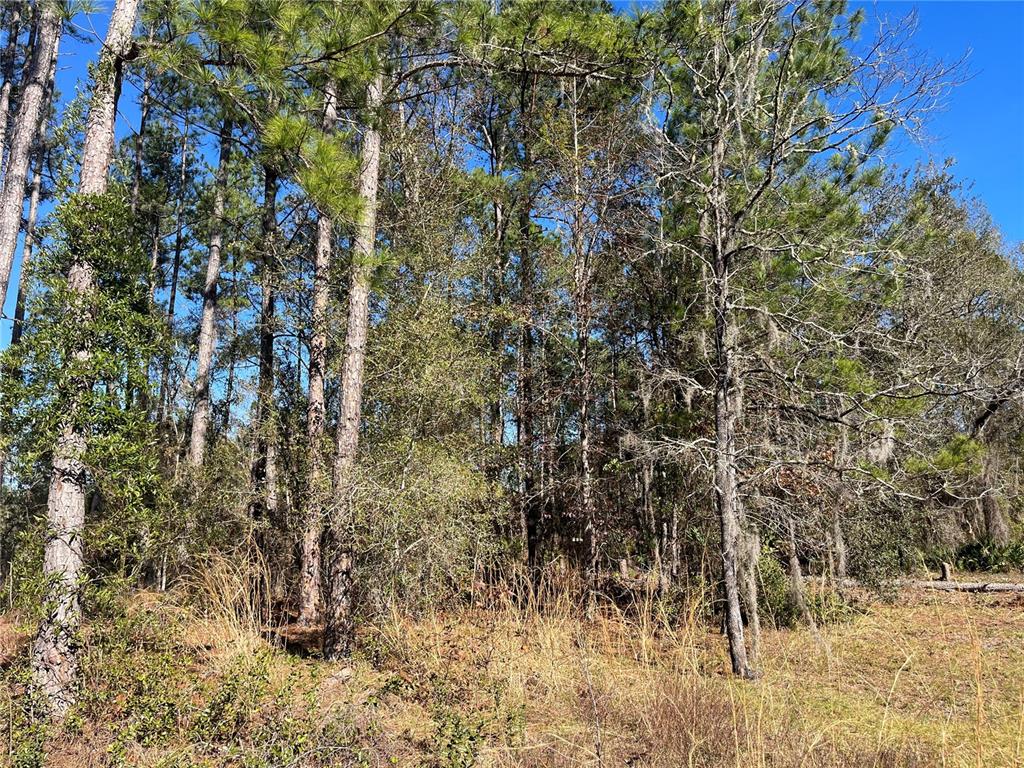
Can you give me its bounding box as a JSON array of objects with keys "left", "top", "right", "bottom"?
[
  {"left": 757, "top": 551, "right": 797, "bottom": 629},
  {"left": 758, "top": 551, "right": 858, "bottom": 628},
  {"left": 431, "top": 705, "right": 486, "bottom": 768},
  {"left": 953, "top": 538, "right": 1024, "bottom": 572}
]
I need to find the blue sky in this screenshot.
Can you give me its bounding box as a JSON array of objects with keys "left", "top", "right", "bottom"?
[{"left": 852, "top": 1, "right": 1024, "bottom": 245}]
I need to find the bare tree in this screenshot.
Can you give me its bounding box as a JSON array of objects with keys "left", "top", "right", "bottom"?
[{"left": 655, "top": 0, "right": 956, "bottom": 678}]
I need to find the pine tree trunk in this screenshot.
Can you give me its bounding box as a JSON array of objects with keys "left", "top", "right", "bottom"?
[
  {"left": 129, "top": 27, "right": 155, "bottom": 216},
  {"left": 579, "top": 313, "right": 596, "bottom": 615},
  {"left": 157, "top": 122, "right": 190, "bottom": 425},
  {"left": 323, "top": 74, "right": 383, "bottom": 659},
  {"left": 250, "top": 166, "right": 280, "bottom": 526},
  {"left": 187, "top": 115, "right": 232, "bottom": 468},
  {"left": 32, "top": 0, "right": 138, "bottom": 718},
  {"left": 517, "top": 185, "right": 538, "bottom": 572},
  {"left": 0, "top": 1, "right": 24, "bottom": 165},
  {"left": 484, "top": 110, "right": 507, "bottom": 472},
  {"left": 568, "top": 83, "right": 597, "bottom": 616},
  {"left": 298, "top": 84, "right": 337, "bottom": 626},
  {"left": 0, "top": 0, "right": 60, "bottom": 304},
  {"left": 0, "top": 108, "right": 38, "bottom": 483},
  {"left": 9, "top": 125, "right": 43, "bottom": 347},
  {"left": 221, "top": 255, "right": 239, "bottom": 435},
  {"left": 78, "top": 0, "right": 136, "bottom": 195}
]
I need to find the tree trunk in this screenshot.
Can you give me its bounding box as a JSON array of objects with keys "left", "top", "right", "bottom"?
[
  {"left": 8, "top": 30, "right": 55, "bottom": 348},
  {"left": 157, "top": 121, "right": 190, "bottom": 425},
  {"left": 787, "top": 515, "right": 814, "bottom": 627},
  {"left": 831, "top": 424, "right": 850, "bottom": 578},
  {"left": 32, "top": 0, "right": 138, "bottom": 718},
  {"left": 249, "top": 166, "right": 280, "bottom": 526},
  {"left": 738, "top": 525, "right": 761, "bottom": 668},
  {"left": 517, "top": 194, "right": 539, "bottom": 572},
  {"left": 9, "top": 123, "right": 43, "bottom": 347},
  {"left": 129, "top": 27, "right": 155, "bottom": 215},
  {"left": 711, "top": 224, "right": 753, "bottom": 679},
  {"left": 484, "top": 107, "right": 507, "bottom": 472},
  {"left": 186, "top": 115, "right": 232, "bottom": 468},
  {"left": 0, "top": 0, "right": 24, "bottom": 166},
  {"left": 323, "top": 74, "right": 383, "bottom": 659},
  {"left": 981, "top": 450, "right": 1010, "bottom": 545},
  {"left": 221, "top": 255, "right": 239, "bottom": 435},
  {"left": 568, "top": 81, "right": 597, "bottom": 616},
  {"left": 298, "top": 84, "right": 337, "bottom": 626},
  {"left": 0, "top": 0, "right": 60, "bottom": 304},
  {"left": 579, "top": 310, "right": 595, "bottom": 615},
  {"left": 77, "top": 0, "right": 136, "bottom": 195}
]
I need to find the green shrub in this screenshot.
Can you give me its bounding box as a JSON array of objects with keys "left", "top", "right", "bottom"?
[{"left": 953, "top": 539, "right": 1024, "bottom": 572}]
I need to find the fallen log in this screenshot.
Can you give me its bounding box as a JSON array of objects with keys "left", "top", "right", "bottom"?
[
  {"left": 838, "top": 577, "right": 1024, "bottom": 594},
  {"left": 909, "top": 580, "right": 1024, "bottom": 593}
]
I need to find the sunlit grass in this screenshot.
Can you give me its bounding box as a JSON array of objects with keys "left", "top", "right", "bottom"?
[{"left": 2, "top": 577, "right": 1021, "bottom": 766}]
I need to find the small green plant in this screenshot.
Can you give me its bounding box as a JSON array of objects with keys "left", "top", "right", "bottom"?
[
  {"left": 431, "top": 705, "right": 486, "bottom": 768},
  {"left": 3, "top": 663, "right": 50, "bottom": 768},
  {"left": 192, "top": 652, "right": 271, "bottom": 744}
]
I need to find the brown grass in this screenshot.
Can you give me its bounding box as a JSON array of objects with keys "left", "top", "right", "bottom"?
[{"left": 2, "top": 577, "right": 1022, "bottom": 767}]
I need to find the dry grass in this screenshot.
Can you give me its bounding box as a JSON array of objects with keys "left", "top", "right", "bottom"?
[{"left": 2, "top": 577, "right": 1022, "bottom": 766}]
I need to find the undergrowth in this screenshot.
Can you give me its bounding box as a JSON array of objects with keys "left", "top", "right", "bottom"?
[{"left": 1, "top": 567, "right": 1018, "bottom": 767}]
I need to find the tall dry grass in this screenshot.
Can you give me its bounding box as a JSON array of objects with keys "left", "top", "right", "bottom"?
[
  {"left": 365, "top": 565, "right": 937, "bottom": 767},
  {"left": 179, "top": 544, "right": 274, "bottom": 657},
  {"left": 13, "top": 558, "right": 1017, "bottom": 767}
]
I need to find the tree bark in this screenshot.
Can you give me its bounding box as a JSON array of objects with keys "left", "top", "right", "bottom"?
[
  {"left": 298, "top": 83, "right": 337, "bottom": 626},
  {"left": 786, "top": 515, "right": 814, "bottom": 627},
  {"left": 249, "top": 166, "right": 280, "bottom": 525},
  {"left": 221, "top": 254, "right": 239, "bottom": 435},
  {"left": 8, "top": 30, "right": 55, "bottom": 348},
  {"left": 9, "top": 122, "right": 43, "bottom": 348},
  {"left": 186, "top": 115, "right": 232, "bottom": 468},
  {"left": 32, "top": 0, "right": 138, "bottom": 718},
  {"left": 78, "top": 0, "right": 136, "bottom": 195},
  {"left": 157, "top": 121, "right": 190, "bottom": 425},
  {"left": 323, "top": 74, "right": 383, "bottom": 659},
  {"left": 129, "top": 26, "right": 155, "bottom": 216},
  {"left": 980, "top": 450, "right": 1010, "bottom": 545},
  {"left": 0, "top": 0, "right": 24, "bottom": 167},
  {"left": 738, "top": 525, "right": 761, "bottom": 667},
  {"left": 568, "top": 82, "right": 597, "bottom": 616},
  {"left": 517, "top": 189, "right": 539, "bottom": 571},
  {"left": 711, "top": 220, "right": 753, "bottom": 678},
  {"left": 0, "top": 0, "right": 60, "bottom": 305}
]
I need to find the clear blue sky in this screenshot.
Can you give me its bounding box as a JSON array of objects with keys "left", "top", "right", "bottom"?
[{"left": 852, "top": 1, "right": 1024, "bottom": 246}]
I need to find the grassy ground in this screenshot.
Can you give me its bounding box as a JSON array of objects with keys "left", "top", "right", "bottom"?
[{"left": 2, "top": 576, "right": 1022, "bottom": 767}]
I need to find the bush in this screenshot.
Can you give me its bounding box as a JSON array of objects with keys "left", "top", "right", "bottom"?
[{"left": 953, "top": 538, "right": 1024, "bottom": 572}]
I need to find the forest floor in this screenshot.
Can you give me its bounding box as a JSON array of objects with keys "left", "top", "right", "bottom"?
[{"left": 2, "top": 575, "right": 1023, "bottom": 767}]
